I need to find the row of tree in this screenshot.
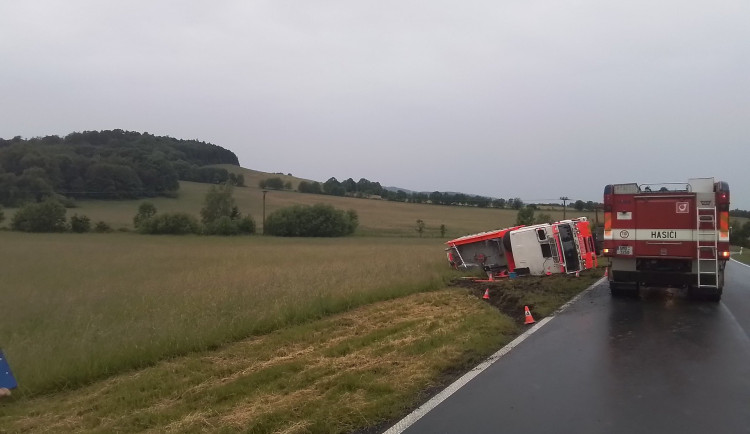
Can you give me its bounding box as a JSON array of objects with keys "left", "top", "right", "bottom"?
[
  {"left": 0, "top": 130, "right": 241, "bottom": 206},
  {"left": 3, "top": 182, "right": 359, "bottom": 238},
  {"left": 294, "top": 176, "right": 604, "bottom": 211}
]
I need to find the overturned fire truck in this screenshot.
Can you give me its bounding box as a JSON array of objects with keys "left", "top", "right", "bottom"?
[
  {"left": 602, "top": 177, "right": 730, "bottom": 301},
  {"left": 446, "top": 218, "right": 598, "bottom": 278}
]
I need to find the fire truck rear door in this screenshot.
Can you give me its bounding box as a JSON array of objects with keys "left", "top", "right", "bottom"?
[{"left": 634, "top": 195, "right": 695, "bottom": 257}]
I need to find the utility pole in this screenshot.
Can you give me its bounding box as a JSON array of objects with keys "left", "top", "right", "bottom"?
[
  {"left": 560, "top": 196, "right": 569, "bottom": 219},
  {"left": 262, "top": 190, "right": 268, "bottom": 235}
]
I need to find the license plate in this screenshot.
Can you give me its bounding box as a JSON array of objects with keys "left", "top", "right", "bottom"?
[{"left": 617, "top": 245, "right": 633, "bottom": 255}]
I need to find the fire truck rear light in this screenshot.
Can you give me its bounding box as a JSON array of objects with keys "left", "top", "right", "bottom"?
[
  {"left": 602, "top": 248, "right": 611, "bottom": 254},
  {"left": 720, "top": 251, "right": 730, "bottom": 258}
]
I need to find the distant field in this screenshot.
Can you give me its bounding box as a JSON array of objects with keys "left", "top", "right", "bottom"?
[
  {"left": 0, "top": 165, "right": 600, "bottom": 237},
  {"left": 0, "top": 232, "right": 452, "bottom": 397}
]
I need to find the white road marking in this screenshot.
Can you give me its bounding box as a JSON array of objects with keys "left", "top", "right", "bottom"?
[
  {"left": 382, "top": 276, "right": 607, "bottom": 434},
  {"left": 730, "top": 258, "right": 750, "bottom": 269},
  {"left": 720, "top": 303, "right": 750, "bottom": 345}
]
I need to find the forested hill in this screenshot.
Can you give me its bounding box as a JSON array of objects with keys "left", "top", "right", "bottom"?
[{"left": 0, "top": 130, "right": 242, "bottom": 206}]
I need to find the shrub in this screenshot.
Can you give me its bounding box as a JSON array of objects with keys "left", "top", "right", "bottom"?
[
  {"left": 236, "top": 216, "right": 256, "bottom": 234},
  {"left": 94, "top": 221, "right": 113, "bottom": 233},
  {"left": 199, "top": 184, "right": 255, "bottom": 236},
  {"left": 11, "top": 200, "right": 67, "bottom": 232},
  {"left": 516, "top": 206, "right": 535, "bottom": 226},
  {"left": 69, "top": 214, "right": 91, "bottom": 233},
  {"left": 138, "top": 212, "right": 200, "bottom": 235},
  {"left": 259, "top": 177, "right": 285, "bottom": 190},
  {"left": 200, "top": 184, "right": 238, "bottom": 225},
  {"left": 133, "top": 202, "right": 157, "bottom": 228},
  {"left": 203, "top": 215, "right": 256, "bottom": 235},
  {"left": 204, "top": 216, "right": 240, "bottom": 235},
  {"left": 265, "top": 204, "right": 358, "bottom": 237}
]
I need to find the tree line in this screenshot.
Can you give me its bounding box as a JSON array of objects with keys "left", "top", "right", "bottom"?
[
  {"left": 295, "top": 176, "right": 525, "bottom": 208},
  {"left": 0, "top": 130, "right": 243, "bottom": 206},
  {"left": 291, "top": 176, "right": 604, "bottom": 211}
]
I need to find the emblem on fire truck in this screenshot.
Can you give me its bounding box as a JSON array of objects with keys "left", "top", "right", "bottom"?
[
  {"left": 619, "top": 230, "right": 630, "bottom": 239},
  {"left": 676, "top": 202, "right": 689, "bottom": 213}
]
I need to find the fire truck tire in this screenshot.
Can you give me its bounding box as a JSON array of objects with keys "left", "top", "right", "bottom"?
[{"left": 502, "top": 232, "right": 513, "bottom": 253}]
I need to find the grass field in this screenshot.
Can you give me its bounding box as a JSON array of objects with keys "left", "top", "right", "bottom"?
[
  {"left": 0, "top": 232, "right": 455, "bottom": 397},
  {"left": 0, "top": 168, "right": 606, "bottom": 432}
]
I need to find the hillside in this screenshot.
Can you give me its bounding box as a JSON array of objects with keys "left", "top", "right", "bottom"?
[{"left": 0, "top": 130, "right": 240, "bottom": 206}]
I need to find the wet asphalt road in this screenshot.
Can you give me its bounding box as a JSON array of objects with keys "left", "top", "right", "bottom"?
[{"left": 400, "top": 261, "right": 750, "bottom": 434}]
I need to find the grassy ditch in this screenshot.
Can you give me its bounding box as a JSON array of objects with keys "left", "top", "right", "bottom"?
[
  {"left": 0, "top": 269, "right": 604, "bottom": 433},
  {"left": 0, "top": 289, "right": 516, "bottom": 433},
  {"left": 453, "top": 269, "right": 606, "bottom": 321},
  {"left": 732, "top": 247, "right": 749, "bottom": 265}
]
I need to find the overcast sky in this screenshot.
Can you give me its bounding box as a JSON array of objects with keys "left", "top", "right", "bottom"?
[{"left": 1, "top": 1, "right": 748, "bottom": 209}]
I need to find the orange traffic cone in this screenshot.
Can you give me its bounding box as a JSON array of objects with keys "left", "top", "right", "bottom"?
[
  {"left": 483, "top": 288, "right": 490, "bottom": 300},
  {"left": 604, "top": 267, "right": 608, "bottom": 277},
  {"left": 524, "top": 306, "right": 535, "bottom": 324}
]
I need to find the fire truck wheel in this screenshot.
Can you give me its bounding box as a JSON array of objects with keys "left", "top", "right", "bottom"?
[{"left": 502, "top": 232, "right": 512, "bottom": 253}]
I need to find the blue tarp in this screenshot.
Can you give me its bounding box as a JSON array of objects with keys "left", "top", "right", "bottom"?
[{"left": 0, "top": 349, "right": 18, "bottom": 389}]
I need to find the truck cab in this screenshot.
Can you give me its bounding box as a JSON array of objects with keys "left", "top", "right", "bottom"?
[{"left": 446, "top": 218, "right": 597, "bottom": 278}]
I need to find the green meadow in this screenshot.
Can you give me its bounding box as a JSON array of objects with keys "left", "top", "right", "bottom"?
[
  {"left": 0, "top": 175, "right": 603, "bottom": 432},
  {"left": 0, "top": 232, "right": 453, "bottom": 396}
]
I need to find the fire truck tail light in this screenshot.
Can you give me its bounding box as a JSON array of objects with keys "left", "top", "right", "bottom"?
[
  {"left": 720, "top": 251, "right": 730, "bottom": 259},
  {"left": 602, "top": 248, "right": 611, "bottom": 255}
]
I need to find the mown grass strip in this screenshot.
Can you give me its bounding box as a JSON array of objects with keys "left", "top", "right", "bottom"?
[{"left": 0, "top": 289, "right": 517, "bottom": 433}]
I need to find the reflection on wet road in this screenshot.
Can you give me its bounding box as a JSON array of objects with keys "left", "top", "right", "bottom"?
[{"left": 400, "top": 262, "right": 750, "bottom": 434}]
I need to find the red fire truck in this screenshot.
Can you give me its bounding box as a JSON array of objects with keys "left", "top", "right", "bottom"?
[
  {"left": 602, "top": 178, "right": 730, "bottom": 301},
  {"left": 446, "top": 218, "right": 597, "bottom": 278}
]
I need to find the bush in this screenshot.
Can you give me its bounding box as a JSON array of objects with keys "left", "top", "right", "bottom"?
[
  {"left": 138, "top": 212, "right": 200, "bottom": 235},
  {"left": 516, "top": 206, "right": 535, "bottom": 226},
  {"left": 265, "top": 204, "right": 358, "bottom": 237},
  {"left": 11, "top": 200, "right": 67, "bottom": 232},
  {"left": 133, "top": 202, "right": 157, "bottom": 229},
  {"left": 203, "top": 215, "right": 256, "bottom": 235},
  {"left": 236, "top": 216, "right": 256, "bottom": 234},
  {"left": 94, "top": 221, "right": 113, "bottom": 233},
  {"left": 203, "top": 216, "right": 240, "bottom": 235},
  {"left": 200, "top": 184, "right": 238, "bottom": 225},
  {"left": 199, "top": 184, "right": 255, "bottom": 236},
  {"left": 259, "top": 177, "right": 285, "bottom": 190},
  {"left": 69, "top": 214, "right": 91, "bottom": 233}
]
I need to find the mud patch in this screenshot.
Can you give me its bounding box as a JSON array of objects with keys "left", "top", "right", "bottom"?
[{"left": 450, "top": 268, "right": 605, "bottom": 323}]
